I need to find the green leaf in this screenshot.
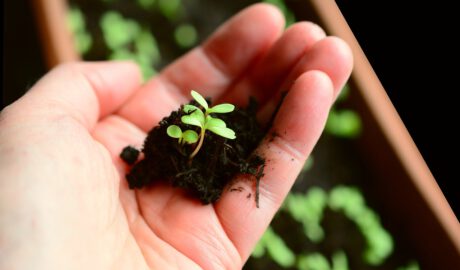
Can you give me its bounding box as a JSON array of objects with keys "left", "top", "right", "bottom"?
[
  {"left": 207, "top": 126, "right": 236, "bottom": 139},
  {"left": 174, "top": 23, "right": 198, "bottom": 48},
  {"left": 205, "top": 116, "right": 226, "bottom": 129},
  {"left": 74, "top": 32, "right": 92, "bottom": 55},
  {"left": 183, "top": 105, "right": 204, "bottom": 121},
  {"left": 137, "top": 0, "right": 156, "bottom": 10},
  {"left": 100, "top": 11, "right": 140, "bottom": 50},
  {"left": 363, "top": 227, "right": 393, "bottom": 265},
  {"left": 181, "top": 115, "right": 203, "bottom": 128},
  {"left": 297, "top": 253, "right": 331, "bottom": 270},
  {"left": 182, "top": 130, "right": 199, "bottom": 144},
  {"left": 332, "top": 250, "right": 349, "bottom": 270},
  {"left": 251, "top": 239, "right": 266, "bottom": 258},
  {"left": 183, "top": 104, "right": 200, "bottom": 114},
  {"left": 325, "top": 109, "right": 362, "bottom": 138},
  {"left": 284, "top": 189, "right": 327, "bottom": 243},
  {"left": 109, "top": 48, "right": 134, "bottom": 60},
  {"left": 264, "top": 227, "right": 295, "bottom": 267},
  {"left": 68, "top": 7, "right": 85, "bottom": 32},
  {"left": 134, "top": 29, "right": 160, "bottom": 64},
  {"left": 158, "top": 0, "right": 181, "bottom": 20},
  {"left": 67, "top": 7, "right": 92, "bottom": 54},
  {"left": 328, "top": 185, "right": 394, "bottom": 266},
  {"left": 134, "top": 52, "right": 157, "bottom": 80},
  {"left": 191, "top": 90, "right": 208, "bottom": 109},
  {"left": 166, "top": 125, "right": 182, "bottom": 138},
  {"left": 192, "top": 111, "right": 205, "bottom": 123},
  {"left": 209, "top": 103, "right": 235, "bottom": 113}
]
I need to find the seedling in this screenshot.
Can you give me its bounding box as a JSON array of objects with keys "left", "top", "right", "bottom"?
[
  {"left": 166, "top": 125, "right": 199, "bottom": 145},
  {"left": 167, "top": 90, "right": 236, "bottom": 159},
  {"left": 123, "top": 88, "right": 265, "bottom": 205}
]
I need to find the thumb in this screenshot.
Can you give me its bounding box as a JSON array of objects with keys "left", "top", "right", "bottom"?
[{"left": 4, "top": 61, "right": 142, "bottom": 130}]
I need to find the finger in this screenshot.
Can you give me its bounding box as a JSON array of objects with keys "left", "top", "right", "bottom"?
[
  {"left": 220, "top": 21, "right": 326, "bottom": 106},
  {"left": 215, "top": 71, "right": 334, "bottom": 260},
  {"left": 283, "top": 36, "right": 353, "bottom": 96},
  {"left": 258, "top": 37, "right": 353, "bottom": 123},
  {"left": 11, "top": 61, "right": 142, "bottom": 130},
  {"left": 118, "top": 3, "right": 284, "bottom": 131}
]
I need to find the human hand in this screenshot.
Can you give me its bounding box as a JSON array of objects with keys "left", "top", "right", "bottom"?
[{"left": 0, "top": 4, "right": 352, "bottom": 269}]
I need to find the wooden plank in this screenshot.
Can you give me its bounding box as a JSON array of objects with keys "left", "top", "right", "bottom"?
[{"left": 33, "top": 0, "right": 79, "bottom": 68}]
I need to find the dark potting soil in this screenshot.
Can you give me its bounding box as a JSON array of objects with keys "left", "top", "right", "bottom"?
[
  {"left": 120, "top": 98, "right": 266, "bottom": 205},
  {"left": 119, "top": 146, "right": 140, "bottom": 165}
]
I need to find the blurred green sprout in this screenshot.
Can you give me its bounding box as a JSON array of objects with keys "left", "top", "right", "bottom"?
[
  {"left": 297, "top": 251, "right": 348, "bottom": 270},
  {"left": 252, "top": 226, "right": 296, "bottom": 267},
  {"left": 158, "top": 0, "right": 182, "bottom": 20},
  {"left": 100, "top": 11, "right": 160, "bottom": 80},
  {"left": 137, "top": 0, "right": 156, "bottom": 9},
  {"left": 174, "top": 23, "right": 198, "bottom": 48},
  {"left": 329, "top": 186, "right": 394, "bottom": 265},
  {"left": 325, "top": 84, "right": 362, "bottom": 138},
  {"left": 253, "top": 185, "right": 398, "bottom": 268},
  {"left": 67, "top": 7, "right": 92, "bottom": 54}
]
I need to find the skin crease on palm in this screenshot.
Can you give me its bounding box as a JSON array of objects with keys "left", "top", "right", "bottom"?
[{"left": 0, "top": 4, "right": 352, "bottom": 270}]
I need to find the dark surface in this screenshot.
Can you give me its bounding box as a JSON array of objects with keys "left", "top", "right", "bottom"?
[
  {"left": 2, "top": 0, "right": 47, "bottom": 108},
  {"left": 336, "top": 1, "right": 458, "bottom": 217}
]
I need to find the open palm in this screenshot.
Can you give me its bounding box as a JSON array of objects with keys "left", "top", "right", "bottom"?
[{"left": 0, "top": 4, "right": 352, "bottom": 270}]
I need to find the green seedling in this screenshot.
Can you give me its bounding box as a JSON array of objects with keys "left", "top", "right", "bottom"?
[
  {"left": 167, "top": 90, "right": 236, "bottom": 159},
  {"left": 166, "top": 125, "right": 199, "bottom": 144}
]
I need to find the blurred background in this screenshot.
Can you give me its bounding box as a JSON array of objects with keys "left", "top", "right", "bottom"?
[{"left": 2, "top": 1, "right": 458, "bottom": 269}]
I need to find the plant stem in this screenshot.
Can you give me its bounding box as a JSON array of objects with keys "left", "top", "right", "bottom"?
[{"left": 190, "top": 128, "right": 205, "bottom": 159}]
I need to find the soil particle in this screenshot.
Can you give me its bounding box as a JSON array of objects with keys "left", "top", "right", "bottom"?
[{"left": 120, "top": 146, "right": 140, "bottom": 165}]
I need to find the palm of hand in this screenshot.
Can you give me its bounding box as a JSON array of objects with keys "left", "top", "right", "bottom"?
[{"left": 0, "top": 4, "right": 352, "bottom": 270}]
